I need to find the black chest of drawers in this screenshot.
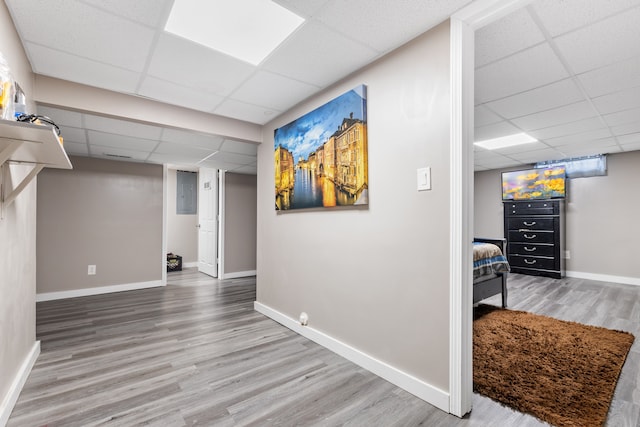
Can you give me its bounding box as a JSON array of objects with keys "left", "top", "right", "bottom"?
[{"left": 503, "top": 200, "right": 565, "bottom": 279}]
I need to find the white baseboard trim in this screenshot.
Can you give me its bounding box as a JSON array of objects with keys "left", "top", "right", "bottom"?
[
  {"left": 222, "top": 270, "right": 257, "bottom": 280},
  {"left": 565, "top": 271, "right": 640, "bottom": 287},
  {"left": 0, "top": 341, "right": 40, "bottom": 427},
  {"left": 254, "top": 302, "right": 449, "bottom": 413},
  {"left": 182, "top": 262, "right": 198, "bottom": 268},
  {"left": 36, "top": 280, "right": 164, "bottom": 302}
]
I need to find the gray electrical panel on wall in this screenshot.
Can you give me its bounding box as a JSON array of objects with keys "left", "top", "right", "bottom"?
[{"left": 177, "top": 170, "right": 197, "bottom": 215}]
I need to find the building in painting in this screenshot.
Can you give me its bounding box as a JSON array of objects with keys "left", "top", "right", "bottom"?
[
  {"left": 316, "top": 146, "right": 324, "bottom": 175},
  {"left": 308, "top": 151, "right": 317, "bottom": 172},
  {"left": 333, "top": 114, "right": 368, "bottom": 196},
  {"left": 322, "top": 136, "right": 336, "bottom": 180},
  {"left": 274, "top": 145, "right": 294, "bottom": 195}
]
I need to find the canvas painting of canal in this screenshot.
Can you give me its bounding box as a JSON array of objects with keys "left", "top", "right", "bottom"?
[{"left": 274, "top": 85, "right": 368, "bottom": 211}]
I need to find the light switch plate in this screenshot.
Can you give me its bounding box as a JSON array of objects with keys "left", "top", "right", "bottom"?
[{"left": 417, "top": 167, "right": 431, "bottom": 191}]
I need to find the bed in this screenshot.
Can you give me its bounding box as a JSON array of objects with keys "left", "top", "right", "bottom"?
[{"left": 473, "top": 238, "right": 510, "bottom": 308}]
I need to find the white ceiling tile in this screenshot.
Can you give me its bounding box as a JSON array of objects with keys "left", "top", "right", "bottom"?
[
  {"left": 153, "top": 142, "right": 215, "bottom": 158},
  {"left": 577, "top": 55, "right": 640, "bottom": 98},
  {"left": 618, "top": 133, "right": 640, "bottom": 144},
  {"left": 554, "top": 137, "right": 617, "bottom": 151},
  {"left": 603, "top": 107, "right": 640, "bottom": 127},
  {"left": 474, "top": 154, "right": 524, "bottom": 170},
  {"left": 621, "top": 141, "right": 640, "bottom": 151},
  {"left": 543, "top": 128, "right": 613, "bottom": 147},
  {"left": 554, "top": 6, "right": 640, "bottom": 74},
  {"left": 84, "top": 115, "right": 163, "bottom": 140},
  {"left": 592, "top": 85, "right": 640, "bottom": 114},
  {"left": 62, "top": 141, "right": 89, "bottom": 155},
  {"left": 209, "top": 151, "right": 256, "bottom": 165},
  {"left": 510, "top": 101, "right": 597, "bottom": 131},
  {"left": 507, "top": 147, "right": 566, "bottom": 163},
  {"left": 612, "top": 121, "right": 640, "bottom": 136},
  {"left": 137, "top": 77, "right": 225, "bottom": 113},
  {"left": 529, "top": 117, "right": 606, "bottom": 140},
  {"left": 220, "top": 140, "right": 258, "bottom": 156},
  {"left": 475, "top": 8, "right": 545, "bottom": 68},
  {"left": 58, "top": 126, "right": 87, "bottom": 144},
  {"left": 88, "top": 131, "right": 159, "bottom": 152},
  {"left": 146, "top": 34, "right": 255, "bottom": 96},
  {"left": 490, "top": 141, "right": 550, "bottom": 156},
  {"left": 7, "top": 0, "right": 155, "bottom": 71},
  {"left": 314, "top": 0, "right": 473, "bottom": 52},
  {"left": 483, "top": 78, "right": 584, "bottom": 119},
  {"left": 475, "top": 43, "right": 569, "bottom": 103},
  {"left": 473, "top": 147, "right": 500, "bottom": 159},
  {"left": 90, "top": 146, "right": 149, "bottom": 161},
  {"left": 474, "top": 105, "right": 503, "bottom": 127},
  {"left": 272, "top": 0, "right": 331, "bottom": 18},
  {"left": 231, "top": 71, "right": 319, "bottom": 111},
  {"left": 25, "top": 43, "right": 140, "bottom": 93},
  {"left": 475, "top": 120, "right": 522, "bottom": 142},
  {"left": 160, "top": 128, "right": 224, "bottom": 150},
  {"left": 36, "top": 106, "right": 83, "bottom": 128},
  {"left": 227, "top": 164, "right": 257, "bottom": 175},
  {"left": 214, "top": 99, "right": 280, "bottom": 125},
  {"left": 263, "top": 21, "right": 378, "bottom": 87},
  {"left": 558, "top": 143, "right": 621, "bottom": 157},
  {"left": 81, "top": 0, "right": 173, "bottom": 27},
  {"left": 532, "top": 0, "right": 640, "bottom": 37},
  {"left": 146, "top": 152, "right": 213, "bottom": 165}
]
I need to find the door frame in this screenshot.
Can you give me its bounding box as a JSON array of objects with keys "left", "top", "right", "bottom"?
[
  {"left": 162, "top": 165, "right": 224, "bottom": 282},
  {"left": 449, "top": 0, "right": 534, "bottom": 417},
  {"left": 217, "top": 170, "right": 226, "bottom": 279}
]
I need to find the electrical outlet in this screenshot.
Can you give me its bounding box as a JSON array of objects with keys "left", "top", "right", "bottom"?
[
  {"left": 564, "top": 250, "right": 571, "bottom": 259},
  {"left": 88, "top": 265, "right": 96, "bottom": 275}
]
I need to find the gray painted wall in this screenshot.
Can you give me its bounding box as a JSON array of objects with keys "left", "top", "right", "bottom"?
[
  {"left": 474, "top": 150, "right": 640, "bottom": 279},
  {"left": 167, "top": 168, "right": 198, "bottom": 264},
  {"left": 257, "top": 22, "right": 452, "bottom": 391},
  {"left": 37, "top": 156, "right": 163, "bottom": 294},
  {"left": 224, "top": 172, "right": 257, "bottom": 275},
  {"left": 0, "top": 0, "right": 38, "bottom": 413}
]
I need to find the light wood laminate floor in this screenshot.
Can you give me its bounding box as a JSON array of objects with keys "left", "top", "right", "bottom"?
[{"left": 7, "top": 270, "right": 640, "bottom": 426}]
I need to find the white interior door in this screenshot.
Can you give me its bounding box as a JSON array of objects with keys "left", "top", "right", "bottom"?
[{"left": 198, "top": 168, "right": 218, "bottom": 277}]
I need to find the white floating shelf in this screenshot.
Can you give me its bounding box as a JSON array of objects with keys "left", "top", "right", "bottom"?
[
  {"left": 0, "top": 119, "right": 72, "bottom": 169},
  {"left": 1, "top": 119, "right": 72, "bottom": 212}
]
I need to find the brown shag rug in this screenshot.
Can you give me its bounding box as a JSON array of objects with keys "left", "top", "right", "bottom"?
[{"left": 473, "top": 304, "right": 634, "bottom": 427}]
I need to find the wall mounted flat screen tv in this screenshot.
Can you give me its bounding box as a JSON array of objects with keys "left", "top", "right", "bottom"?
[{"left": 502, "top": 166, "right": 566, "bottom": 200}]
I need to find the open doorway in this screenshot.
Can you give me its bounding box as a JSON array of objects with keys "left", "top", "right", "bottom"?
[{"left": 165, "top": 167, "right": 201, "bottom": 276}]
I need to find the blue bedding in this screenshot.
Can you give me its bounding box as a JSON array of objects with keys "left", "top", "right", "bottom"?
[{"left": 473, "top": 242, "right": 510, "bottom": 280}]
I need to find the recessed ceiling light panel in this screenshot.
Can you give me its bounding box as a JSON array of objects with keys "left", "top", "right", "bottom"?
[
  {"left": 165, "top": 0, "right": 305, "bottom": 65},
  {"left": 474, "top": 133, "right": 538, "bottom": 150}
]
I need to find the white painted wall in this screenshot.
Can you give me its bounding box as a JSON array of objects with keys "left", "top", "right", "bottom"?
[{"left": 257, "top": 21, "right": 452, "bottom": 396}]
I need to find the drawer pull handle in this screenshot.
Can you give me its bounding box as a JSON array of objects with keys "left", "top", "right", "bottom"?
[
  {"left": 523, "top": 221, "right": 536, "bottom": 226},
  {"left": 524, "top": 247, "right": 536, "bottom": 252},
  {"left": 523, "top": 234, "right": 537, "bottom": 239},
  {"left": 524, "top": 259, "right": 537, "bottom": 265}
]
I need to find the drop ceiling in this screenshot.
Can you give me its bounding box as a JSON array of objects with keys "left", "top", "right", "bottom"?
[
  {"left": 4, "top": 0, "right": 640, "bottom": 173},
  {"left": 474, "top": 0, "right": 640, "bottom": 170}
]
